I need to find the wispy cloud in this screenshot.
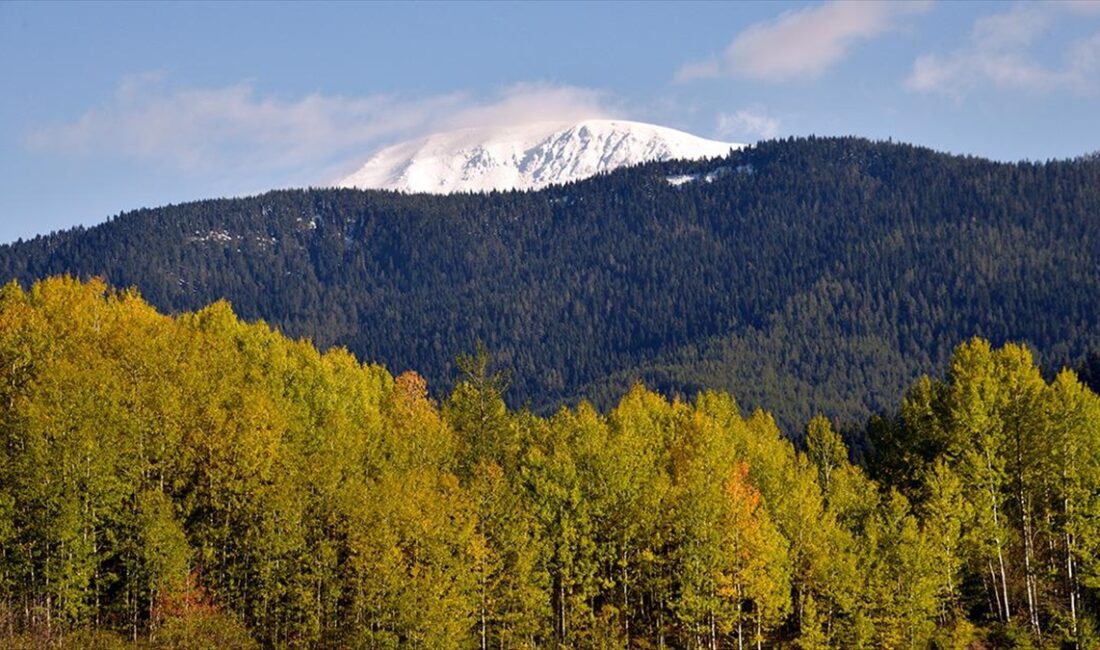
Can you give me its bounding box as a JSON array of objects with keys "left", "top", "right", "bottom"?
[
  {"left": 678, "top": 1, "right": 931, "bottom": 82},
  {"left": 716, "top": 109, "right": 781, "bottom": 140},
  {"left": 25, "top": 75, "right": 615, "bottom": 183},
  {"left": 444, "top": 82, "right": 613, "bottom": 129},
  {"left": 906, "top": 3, "right": 1100, "bottom": 97}
]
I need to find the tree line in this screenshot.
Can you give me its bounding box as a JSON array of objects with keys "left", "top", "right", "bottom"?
[{"left": 1, "top": 277, "right": 1097, "bottom": 648}]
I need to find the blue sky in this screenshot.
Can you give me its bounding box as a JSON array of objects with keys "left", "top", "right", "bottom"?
[{"left": 1, "top": 0, "right": 1099, "bottom": 243}]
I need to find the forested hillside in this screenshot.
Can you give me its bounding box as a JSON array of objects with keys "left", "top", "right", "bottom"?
[
  {"left": 1, "top": 278, "right": 1098, "bottom": 648},
  {"left": 2, "top": 137, "right": 1099, "bottom": 432}
]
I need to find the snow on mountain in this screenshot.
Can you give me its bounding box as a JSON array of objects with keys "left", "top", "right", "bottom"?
[{"left": 336, "top": 119, "right": 742, "bottom": 194}]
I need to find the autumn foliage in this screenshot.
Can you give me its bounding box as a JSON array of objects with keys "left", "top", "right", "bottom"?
[{"left": 0, "top": 278, "right": 1097, "bottom": 648}]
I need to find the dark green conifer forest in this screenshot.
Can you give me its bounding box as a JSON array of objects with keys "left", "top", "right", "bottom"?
[
  {"left": 0, "top": 277, "right": 1098, "bottom": 648},
  {"left": 2, "top": 138, "right": 1098, "bottom": 434}
]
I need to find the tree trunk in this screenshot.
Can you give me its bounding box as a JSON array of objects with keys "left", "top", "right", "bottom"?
[
  {"left": 1020, "top": 493, "right": 1040, "bottom": 637},
  {"left": 1067, "top": 529, "right": 1078, "bottom": 644},
  {"left": 987, "top": 560, "right": 1003, "bottom": 622},
  {"left": 480, "top": 571, "right": 487, "bottom": 650},
  {"left": 621, "top": 550, "right": 629, "bottom": 645},
  {"left": 985, "top": 448, "right": 1011, "bottom": 621},
  {"left": 736, "top": 582, "right": 744, "bottom": 650}
]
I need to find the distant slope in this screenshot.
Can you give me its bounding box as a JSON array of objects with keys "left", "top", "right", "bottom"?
[
  {"left": 337, "top": 119, "right": 740, "bottom": 193},
  {"left": 3, "top": 137, "right": 1099, "bottom": 433}
]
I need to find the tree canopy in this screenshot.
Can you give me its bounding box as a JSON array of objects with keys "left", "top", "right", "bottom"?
[{"left": 1, "top": 277, "right": 1097, "bottom": 648}]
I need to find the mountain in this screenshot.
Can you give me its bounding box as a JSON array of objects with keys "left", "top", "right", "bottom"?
[
  {"left": 2, "top": 136, "right": 1099, "bottom": 433},
  {"left": 336, "top": 119, "right": 741, "bottom": 193}
]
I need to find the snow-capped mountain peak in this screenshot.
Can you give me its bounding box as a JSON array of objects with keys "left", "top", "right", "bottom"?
[{"left": 336, "top": 119, "right": 743, "bottom": 194}]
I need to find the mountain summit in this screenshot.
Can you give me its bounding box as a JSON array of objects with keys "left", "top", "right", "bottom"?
[{"left": 337, "top": 119, "right": 742, "bottom": 193}]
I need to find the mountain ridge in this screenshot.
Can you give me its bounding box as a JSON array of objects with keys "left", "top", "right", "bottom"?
[{"left": 3, "top": 136, "right": 1099, "bottom": 433}]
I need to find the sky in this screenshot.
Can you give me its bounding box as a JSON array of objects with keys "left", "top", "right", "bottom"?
[{"left": 1, "top": 0, "right": 1099, "bottom": 244}]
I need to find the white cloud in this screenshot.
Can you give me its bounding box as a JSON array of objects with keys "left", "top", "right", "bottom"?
[
  {"left": 717, "top": 109, "right": 781, "bottom": 140},
  {"left": 906, "top": 4, "right": 1100, "bottom": 97},
  {"left": 445, "top": 82, "right": 612, "bottom": 129},
  {"left": 25, "top": 76, "right": 615, "bottom": 182},
  {"left": 678, "top": 1, "right": 931, "bottom": 82}
]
